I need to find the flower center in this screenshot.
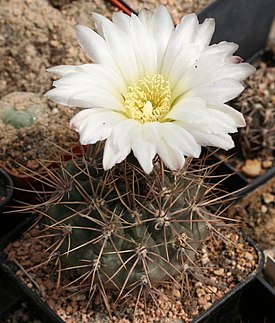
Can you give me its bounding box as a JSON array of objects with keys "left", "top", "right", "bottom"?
[{"left": 124, "top": 74, "right": 171, "bottom": 123}]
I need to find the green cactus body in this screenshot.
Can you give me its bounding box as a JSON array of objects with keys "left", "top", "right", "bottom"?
[
  {"left": 44, "top": 147, "right": 212, "bottom": 295},
  {"left": 0, "top": 92, "right": 45, "bottom": 129}
]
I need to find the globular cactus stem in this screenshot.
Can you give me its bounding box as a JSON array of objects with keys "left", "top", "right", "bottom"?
[{"left": 37, "top": 143, "right": 224, "bottom": 306}]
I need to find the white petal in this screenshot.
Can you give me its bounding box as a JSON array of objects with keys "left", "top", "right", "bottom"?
[
  {"left": 52, "top": 73, "right": 123, "bottom": 100},
  {"left": 75, "top": 25, "right": 113, "bottom": 66},
  {"left": 92, "top": 12, "right": 113, "bottom": 38},
  {"left": 45, "top": 87, "right": 123, "bottom": 110},
  {"left": 132, "top": 135, "right": 156, "bottom": 174},
  {"left": 157, "top": 139, "right": 185, "bottom": 170},
  {"left": 47, "top": 65, "right": 78, "bottom": 77},
  {"left": 47, "top": 64, "right": 127, "bottom": 95},
  {"left": 129, "top": 14, "right": 157, "bottom": 76},
  {"left": 206, "top": 109, "right": 238, "bottom": 134},
  {"left": 161, "top": 123, "right": 201, "bottom": 157},
  {"left": 167, "top": 44, "right": 201, "bottom": 89},
  {"left": 152, "top": 5, "right": 174, "bottom": 69},
  {"left": 219, "top": 63, "right": 255, "bottom": 81},
  {"left": 202, "top": 41, "right": 239, "bottom": 56},
  {"left": 112, "top": 12, "right": 131, "bottom": 31},
  {"left": 172, "top": 52, "right": 225, "bottom": 97},
  {"left": 195, "top": 18, "right": 215, "bottom": 49},
  {"left": 110, "top": 119, "right": 141, "bottom": 150},
  {"left": 103, "top": 138, "right": 131, "bottom": 170},
  {"left": 211, "top": 103, "right": 245, "bottom": 127},
  {"left": 167, "top": 97, "right": 210, "bottom": 124},
  {"left": 138, "top": 8, "right": 154, "bottom": 29},
  {"left": 182, "top": 123, "right": 235, "bottom": 150},
  {"left": 161, "top": 14, "right": 199, "bottom": 77},
  {"left": 101, "top": 21, "right": 139, "bottom": 85},
  {"left": 77, "top": 110, "right": 126, "bottom": 145},
  {"left": 70, "top": 108, "right": 99, "bottom": 130},
  {"left": 185, "top": 78, "right": 244, "bottom": 104}
]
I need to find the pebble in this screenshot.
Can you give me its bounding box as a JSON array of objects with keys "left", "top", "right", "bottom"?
[
  {"left": 203, "top": 302, "right": 212, "bottom": 310},
  {"left": 261, "top": 205, "right": 268, "bottom": 213},
  {"left": 241, "top": 159, "right": 262, "bottom": 177},
  {"left": 198, "top": 297, "right": 207, "bottom": 306},
  {"left": 262, "top": 193, "right": 275, "bottom": 204},
  {"left": 244, "top": 252, "right": 254, "bottom": 261},
  {"left": 213, "top": 268, "right": 224, "bottom": 276},
  {"left": 262, "top": 160, "right": 273, "bottom": 169},
  {"left": 172, "top": 288, "right": 181, "bottom": 299}
]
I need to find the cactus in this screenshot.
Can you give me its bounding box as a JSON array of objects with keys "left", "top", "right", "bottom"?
[
  {"left": 38, "top": 143, "right": 223, "bottom": 304},
  {"left": 0, "top": 92, "right": 45, "bottom": 129}
]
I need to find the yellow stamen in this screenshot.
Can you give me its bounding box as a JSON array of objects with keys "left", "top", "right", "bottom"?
[{"left": 124, "top": 74, "right": 171, "bottom": 123}]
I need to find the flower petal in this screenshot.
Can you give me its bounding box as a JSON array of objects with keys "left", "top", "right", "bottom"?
[
  {"left": 157, "top": 139, "right": 185, "bottom": 171},
  {"left": 195, "top": 18, "right": 215, "bottom": 49},
  {"left": 211, "top": 103, "right": 245, "bottom": 127},
  {"left": 103, "top": 138, "right": 131, "bottom": 170},
  {"left": 161, "top": 14, "right": 199, "bottom": 77},
  {"left": 167, "top": 97, "right": 211, "bottom": 125},
  {"left": 152, "top": 5, "right": 174, "bottom": 69},
  {"left": 45, "top": 86, "right": 123, "bottom": 110},
  {"left": 75, "top": 25, "right": 113, "bottom": 66},
  {"left": 132, "top": 135, "right": 156, "bottom": 174},
  {"left": 110, "top": 119, "right": 141, "bottom": 150},
  {"left": 161, "top": 123, "right": 201, "bottom": 157},
  {"left": 101, "top": 21, "right": 140, "bottom": 85},
  {"left": 75, "top": 109, "right": 126, "bottom": 145},
  {"left": 185, "top": 78, "right": 244, "bottom": 104},
  {"left": 181, "top": 122, "right": 235, "bottom": 150}
]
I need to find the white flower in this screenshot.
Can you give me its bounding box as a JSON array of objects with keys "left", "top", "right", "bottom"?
[{"left": 46, "top": 6, "right": 255, "bottom": 174}]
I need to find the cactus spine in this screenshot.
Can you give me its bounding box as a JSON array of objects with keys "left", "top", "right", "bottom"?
[{"left": 38, "top": 143, "right": 222, "bottom": 303}]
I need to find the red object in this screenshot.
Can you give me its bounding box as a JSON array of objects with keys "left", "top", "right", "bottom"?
[{"left": 106, "top": 0, "right": 134, "bottom": 16}]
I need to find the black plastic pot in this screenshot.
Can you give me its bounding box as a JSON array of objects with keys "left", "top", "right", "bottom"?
[
  {"left": 0, "top": 168, "right": 13, "bottom": 212},
  {"left": 197, "top": 0, "right": 275, "bottom": 62},
  {"left": 208, "top": 155, "right": 275, "bottom": 199},
  {"left": 239, "top": 275, "right": 275, "bottom": 323},
  {"left": 193, "top": 234, "right": 265, "bottom": 323},
  {"left": 0, "top": 168, "right": 16, "bottom": 239},
  {"left": 0, "top": 168, "right": 33, "bottom": 240},
  {"left": 124, "top": 0, "right": 274, "bottom": 62},
  {"left": 0, "top": 215, "right": 265, "bottom": 323}
]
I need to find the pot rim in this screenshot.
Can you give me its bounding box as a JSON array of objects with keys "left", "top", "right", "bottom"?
[{"left": 0, "top": 168, "right": 14, "bottom": 209}]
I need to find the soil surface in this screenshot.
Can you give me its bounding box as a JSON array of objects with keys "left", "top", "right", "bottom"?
[
  {"left": 228, "top": 176, "right": 275, "bottom": 251},
  {"left": 217, "top": 42, "right": 275, "bottom": 180},
  {"left": 0, "top": 0, "right": 117, "bottom": 175},
  {"left": 0, "top": 91, "right": 78, "bottom": 175},
  {"left": 4, "top": 225, "right": 258, "bottom": 322}
]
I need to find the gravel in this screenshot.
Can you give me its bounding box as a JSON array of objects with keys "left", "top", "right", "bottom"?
[{"left": 4, "top": 226, "right": 258, "bottom": 322}]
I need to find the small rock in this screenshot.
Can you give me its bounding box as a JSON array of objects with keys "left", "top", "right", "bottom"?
[
  {"left": 262, "top": 160, "right": 273, "bottom": 169},
  {"left": 213, "top": 268, "right": 224, "bottom": 276},
  {"left": 51, "top": 107, "right": 59, "bottom": 114},
  {"left": 241, "top": 159, "right": 262, "bottom": 177},
  {"left": 203, "top": 302, "right": 212, "bottom": 310},
  {"left": 26, "top": 159, "right": 39, "bottom": 170},
  {"left": 198, "top": 297, "right": 207, "bottom": 306},
  {"left": 262, "top": 193, "right": 275, "bottom": 204},
  {"left": 172, "top": 288, "right": 181, "bottom": 299},
  {"left": 261, "top": 205, "right": 268, "bottom": 213},
  {"left": 208, "top": 286, "right": 217, "bottom": 293},
  {"left": 201, "top": 254, "right": 210, "bottom": 265},
  {"left": 244, "top": 252, "right": 254, "bottom": 261},
  {"left": 50, "top": 40, "right": 59, "bottom": 47},
  {"left": 44, "top": 279, "right": 55, "bottom": 290}
]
